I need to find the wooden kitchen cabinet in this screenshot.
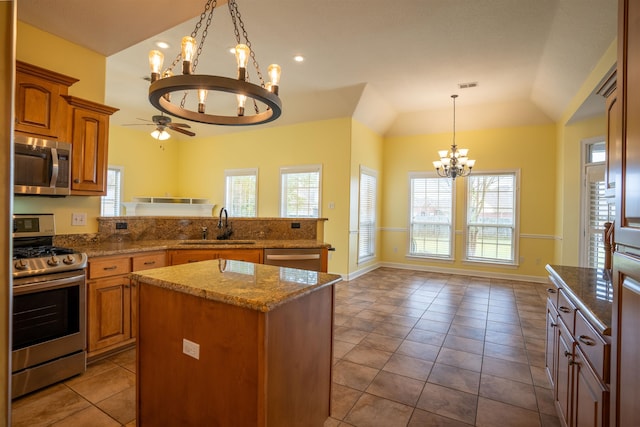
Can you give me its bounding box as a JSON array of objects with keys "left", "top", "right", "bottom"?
[
  {"left": 62, "top": 96, "right": 118, "bottom": 195},
  {"left": 15, "top": 61, "right": 77, "bottom": 140},
  {"left": 545, "top": 269, "right": 611, "bottom": 427},
  {"left": 87, "top": 251, "right": 166, "bottom": 359},
  {"left": 597, "top": 71, "right": 619, "bottom": 199},
  {"left": 168, "top": 248, "right": 263, "bottom": 265}
]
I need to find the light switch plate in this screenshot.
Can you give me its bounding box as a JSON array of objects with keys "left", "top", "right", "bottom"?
[
  {"left": 71, "top": 212, "right": 87, "bottom": 226},
  {"left": 182, "top": 339, "right": 200, "bottom": 360}
]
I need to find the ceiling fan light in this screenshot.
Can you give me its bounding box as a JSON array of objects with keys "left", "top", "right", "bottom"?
[{"left": 151, "top": 129, "right": 171, "bottom": 140}]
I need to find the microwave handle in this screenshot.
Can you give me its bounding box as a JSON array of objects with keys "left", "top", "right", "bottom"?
[{"left": 50, "top": 147, "right": 59, "bottom": 188}]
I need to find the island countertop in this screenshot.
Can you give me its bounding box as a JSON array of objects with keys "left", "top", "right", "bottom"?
[{"left": 130, "top": 259, "right": 342, "bottom": 312}]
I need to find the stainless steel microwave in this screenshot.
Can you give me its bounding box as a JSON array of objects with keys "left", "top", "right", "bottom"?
[{"left": 14, "top": 135, "right": 71, "bottom": 196}]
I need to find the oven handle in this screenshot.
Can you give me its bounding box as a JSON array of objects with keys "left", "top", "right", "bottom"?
[
  {"left": 50, "top": 147, "right": 60, "bottom": 189},
  {"left": 13, "top": 272, "right": 85, "bottom": 296}
]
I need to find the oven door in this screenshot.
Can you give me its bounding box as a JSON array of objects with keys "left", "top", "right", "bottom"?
[{"left": 12, "top": 270, "right": 86, "bottom": 372}]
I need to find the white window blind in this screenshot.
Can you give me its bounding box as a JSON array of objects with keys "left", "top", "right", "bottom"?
[
  {"left": 466, "top": 172, "right": 518, "bottom": 264},
  {"left": 585, "top": 165, "right": 615, "bottom": 268},
  {"left": 101, "top": 166, "right": 123, "bottom": 216},
  {"left": 225, "top": 168, "right": 258, "bottom": 217},
  {"left": 358, "top": 167, "right": 377, "bottom": 262},
  {"left": 409, "top": 173, "right": 454, "bottom": 258},
  {"left": 280, "top": 165, "right": 322, "bottom": 218}
]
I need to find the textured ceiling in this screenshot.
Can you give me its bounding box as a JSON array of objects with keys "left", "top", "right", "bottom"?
[{"left": 18, "top": 0, "right": 618, "bottom": 138}]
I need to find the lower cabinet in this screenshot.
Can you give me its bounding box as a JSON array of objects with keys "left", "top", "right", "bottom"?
[
  {"left": 168, "top": 248, "right": 263, "bottom": 265},
  {"left": 87, "top": 251, "right": 166, "bottom": 358},
  {"left": 545, "top": 276, "right": 610, "bottom": 427}
]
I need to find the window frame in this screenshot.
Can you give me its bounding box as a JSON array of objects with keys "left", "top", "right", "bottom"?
[
  {"left": 280, "top": 164, "right": 322, "bottom": 218},
  {"left": 358, "top": 166, "right": 378, "bottom": 263},
  {"left": 463, "top": 170, "right": 520, "bottom": 266},
  {"left": 224, "top": 168, "right": 259, "bottom": 217},
  {"left": 408, "top": 171, "right": 455, "bottom": 260},
  {"left": 100, "top": 165, "right": 124, "bottom": 217}
]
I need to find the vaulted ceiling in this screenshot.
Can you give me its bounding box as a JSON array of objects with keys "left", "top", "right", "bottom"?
[{"left": 18, "top": 0, "right": 617, "bottom": 138}]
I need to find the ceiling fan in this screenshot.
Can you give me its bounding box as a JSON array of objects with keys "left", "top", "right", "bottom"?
[{"left": 123, "top": 114, "right": 196, "bottom": 140}]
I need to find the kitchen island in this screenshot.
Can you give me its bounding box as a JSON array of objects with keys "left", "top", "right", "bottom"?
[{"left": 130, "top": 259, "right": 341, "bottom": 426}]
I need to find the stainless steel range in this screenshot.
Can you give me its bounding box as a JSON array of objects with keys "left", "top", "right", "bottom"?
[{"left": 11, "top": 213, "right": 88, "bottom": 399}]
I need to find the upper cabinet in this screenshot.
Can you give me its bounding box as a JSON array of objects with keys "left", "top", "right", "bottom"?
[
  {"left": 598, "top": 70, "right": 619, "bottom": 199},
  {"left": 62, "top": 96, "right": 118, "bottom": 195},
  {"left": 615, "top": 0, "right": 640, "bottom": 249},
  {"left": 15, "top": 61, "right": 78, "bottom": 140}
]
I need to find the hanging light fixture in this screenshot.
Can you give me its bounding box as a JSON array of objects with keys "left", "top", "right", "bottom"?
[
  {"left": 433, "top": 94, "right": 476, "bottom": 179},
  {"left": 147, "top": 0, "right": 282, "bottom": 126},
  {"left": 151, "top": 127, "right": 171, "bottom": 141}
]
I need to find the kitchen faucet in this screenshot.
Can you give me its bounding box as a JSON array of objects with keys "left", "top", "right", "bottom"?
[
  {"left": 201, "top": 226, "right": 208, "bottom": 240},
  {"left": 217, "top": 207, "right": 233, "bottom": 240}
]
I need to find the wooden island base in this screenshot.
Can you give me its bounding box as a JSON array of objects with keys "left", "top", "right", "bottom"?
[{"left": 136, "top": 278, "right": 335, "bottom": 426}]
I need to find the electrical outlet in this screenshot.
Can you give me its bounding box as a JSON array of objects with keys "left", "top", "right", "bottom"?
[
  {"left": 329, "top": 202, "right": 335, "bottom": 209},
  {"left": 115, "top": 222, "right": 128, "bottom": 230},
  {"left": 291, "top": 222, "right": 301, "bottom": 229},
  {"left": 71, "top": 212, "right": 87, "bottom": 226},
  {"left": 182, "top": 339, "right": 200, "bottom": 360}
]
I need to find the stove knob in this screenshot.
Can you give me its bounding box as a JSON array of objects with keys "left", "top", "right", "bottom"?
[
  {"left": 14, "top": 259, "right": 29, "bottom": 270},
  {"left": 47, "top": 256, "right": 60, "bottom": 266},
  {"left": 63, "top": 255, "right": 75, "bottom": 265}
]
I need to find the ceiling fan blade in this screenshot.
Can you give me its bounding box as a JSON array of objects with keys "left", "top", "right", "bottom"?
[
  {"left": 122, "top": 123, "right": 155, "bottom": 127},
  {"left": 171, "top": 126, "right": 196, "bottom": 137},
  {"left": 169, "top": 122, "right": 191, "bottom": 128}
]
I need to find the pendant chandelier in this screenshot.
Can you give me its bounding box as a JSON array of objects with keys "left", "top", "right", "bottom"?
[
  {"left": 433, "top": 95, "right": 475, "bottom": 179},
  {"left": 147, "top": 0, "right": 282, "bottom": 126}
]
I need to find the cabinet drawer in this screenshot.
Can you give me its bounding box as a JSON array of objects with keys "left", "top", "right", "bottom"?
[
  {"left": 89, "top": 256, "right": 131, "bottom": 279},
  {"left": 575, "top": 310, "right": 610, "bottom": 383},
  {"left": 557, "top": 289, "right": 577, "bottom": 333},
  {"left": 133, "top": 252, "right": 167, "bottom": 271},
  {"left": 546, "top": 276, "right": 561, "bottom": 309}
]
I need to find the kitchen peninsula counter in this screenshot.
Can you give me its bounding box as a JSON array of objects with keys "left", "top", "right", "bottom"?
[
  {"left": 71, "top": 239, "right": 331, "bottom": 258},
  {"left": 131, "top": 260, "right": 341, "bottom": 426}
]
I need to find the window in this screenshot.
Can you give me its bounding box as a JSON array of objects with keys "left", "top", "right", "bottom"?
[
  {"left": 409, "top": 173, "right": 454, "bottom": 258},
  {"left": 358, "top": 167, "right": 377, "bottom": 262},
  {"left": 224, "top": 168, "right": 258, "bottom": 217},
  {"left": 101, "top": 166, "right": 123, "bottom": 216},
  {"left": 465, "top": 171, "right": 519, "bottom": 264},
  {"left": 280, "top": 165, "right": 322, "bottom": 218}
]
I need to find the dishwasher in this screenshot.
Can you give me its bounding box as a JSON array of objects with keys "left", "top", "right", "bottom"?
[{"left": 263, "top": 248, "right": 325, "bottom": 272}]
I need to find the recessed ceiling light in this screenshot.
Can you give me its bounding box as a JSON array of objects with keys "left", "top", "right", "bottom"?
[
  {"left": 293, "top": 55, "right": 304, "bottom": 62},
  {"left": 155, "top": 41, "right": 170, "bottom": 49}
]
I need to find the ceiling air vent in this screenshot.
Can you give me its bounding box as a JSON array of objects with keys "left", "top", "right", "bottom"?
[{"left": 458, "top": 82, "right": 478, "bottom": 89}]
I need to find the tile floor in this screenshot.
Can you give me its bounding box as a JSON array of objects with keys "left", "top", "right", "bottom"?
[{"left": 11, "top": 267, "right": 560, "bottom": 426}]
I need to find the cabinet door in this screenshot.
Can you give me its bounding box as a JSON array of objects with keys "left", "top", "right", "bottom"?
[
  {"left": 605, "top": 86, "right": 620, "bottom": 198},
  {"left": 616, "top": 0, "right": 640, "bottom": 246},
  {"left": 546, "top": 300, "right": 559, "bottom": 392},
  {"left": 555, "top": 321, "right": 574, "bottom": 427},
  {"left": 88, "top": 276, "right": 132, "bottom": 352},
  {"left": 611, "top": 252, "right": 640, "bottom": 427},
  {"left": 169, "top": 250, "right": 217, "bottom": 265},
  {"left": 14, "top": 62, "right": 77, "bottom": 139},
  {"left": 573, "top": 346, "right": 608, "bottom": 427},
  {"left": 133, "top": 251, "right": 167, "bottom": 271},
  {"left": 63, "top": 96, "right": 118, "bottom": 195}
]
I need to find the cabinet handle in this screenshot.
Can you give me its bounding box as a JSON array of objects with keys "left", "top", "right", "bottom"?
[
  {"left": 547, "top": 288, "right": 557, "bottom": 294},
  {"left": 569, "top": 360, "right": 579, "bottom": 366},
  {"left": 550, "top": 322, "right": 557, "bottom": 328},
  {"left": 188, "top": 260, "right": 199, "bottom": 263},
  {"left": 125, "top": 284, "right": 130, "bottom": 288},
  {"left": 578, "top": 335, "right": 596, "bottom": 346},
  {"left": 564, "top": 350, "right": 572, "bottom": 358},
  {"left": 143, "top": 261, "right": 156, "bottom": 265},
  {"left": 74, "top": 178, "right": 80, "bottom": 183},
  {"left": 559, "top": 306, "right": 572, "bottom": 314},
  {"left": 103, "top": 265, "right": 118, "bottom": 271}
]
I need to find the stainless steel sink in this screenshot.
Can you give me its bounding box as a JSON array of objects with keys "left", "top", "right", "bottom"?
[{"left": 177, "top": 240, "right": 256, "bottom": 245}]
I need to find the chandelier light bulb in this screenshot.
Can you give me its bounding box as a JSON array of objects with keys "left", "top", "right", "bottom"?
[
  {"left": 237, "top": 94, "right": 247, "bottom": 116},
  {"left": 235, "top": 44, "right": 250, "bottom": 80},
  {"left": 148, "top": 50, "right": 164, "bottom": 82},
  {"left": 268, "top": 64, "right": 281, "bottom": 94},
  {"left": 458, "top": 148, "right": 469, "bottom": 157},
  {"left": 181, "top": 36, "right": 197, "bottom": 74},
  {"left": 198, "top": 89, "right": 208, "bottom": 113},
  {"left": 438, "top": 150, "right": 449, "bottom": 158},
  {"left": 467, "top": 159, "right": 476, "bottom": 168}
]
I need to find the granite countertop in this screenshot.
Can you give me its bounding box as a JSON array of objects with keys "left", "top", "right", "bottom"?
[
  {"left": 73, "top": 239, "right": 331, "bottom": 258},
  {"left": 546, "top": 264, "right": 613, "bottom": 335},
  {"left": 130, "top": 259, "right": 342, "bottom": 312}
]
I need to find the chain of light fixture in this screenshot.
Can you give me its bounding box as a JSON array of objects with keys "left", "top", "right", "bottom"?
[
  {"left": 147, "top": 0, "right": 282, "bottom": 126},
  {"left": 433, "top": 95, "right": 476, "bottom": 179}
]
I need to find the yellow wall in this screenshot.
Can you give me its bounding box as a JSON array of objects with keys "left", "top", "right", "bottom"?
[
  {"left": 556, "top": 115, "right": 606, "bottom": 265},
  {"left": 176, "top": 118, "right": 353, "bottom": 274},
  {"left": 349, "top": 119, "right": 384, "bottom": 277},
  {"left": 382, "top": 124, "right": 557, "bottom": 281},
  {"left": 14, "top": 22, "right": 108, "bottom": 234},
  {"left": 108, "top": 126, "right": 181, "bottom": 204}
]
